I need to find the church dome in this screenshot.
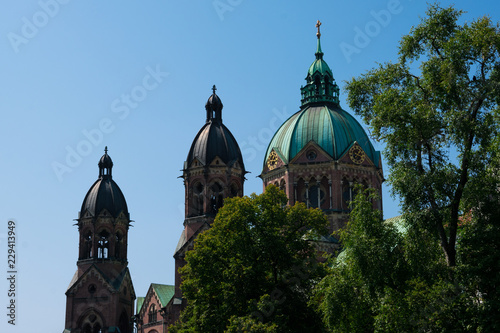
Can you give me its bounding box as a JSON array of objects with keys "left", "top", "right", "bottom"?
[
  {"left": 263, "top": 22, "right": 380, "bottom": 169},
  {"left": 264, "top": 105, "right": 380, "bottom": 167},
  {"left": 186, "top": 86, "right": 245, "bottom": 170},
  {"left": 80, "top": 148, "right": 129, "bottom": 219}
]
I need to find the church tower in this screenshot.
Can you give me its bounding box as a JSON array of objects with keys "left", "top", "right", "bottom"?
[
  {"left": 260, "top": 22, "right": 383, "bottom": 247},
  {"left": 171, "top": 86, "right": 246, "bottom": 318},
  {"left": 64, "top": 148, "right": 135, "bottom": 333}
]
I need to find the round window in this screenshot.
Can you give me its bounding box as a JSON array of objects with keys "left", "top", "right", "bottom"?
[{"left": 307, "top": 150, "right": 317, "bottom": 161}]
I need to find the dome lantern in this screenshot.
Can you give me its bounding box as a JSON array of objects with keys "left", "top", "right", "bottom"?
[
  {"left": 300, "top": 21, "right": 340, "bottom": 107},
  {"left": 205, "top": 85, "right": 223, "bottom": 123},
  {"left": 98, "top": 146, "right": 113, "bottom": 178}
]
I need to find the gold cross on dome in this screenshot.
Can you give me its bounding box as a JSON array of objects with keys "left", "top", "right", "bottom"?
[{"left": 316, "top": 20, "right": 322, "bottom": 38}]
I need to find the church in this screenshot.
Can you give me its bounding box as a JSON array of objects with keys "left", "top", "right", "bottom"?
[{"left": 63, "top": 21, "right": 383, "bottom": 333}]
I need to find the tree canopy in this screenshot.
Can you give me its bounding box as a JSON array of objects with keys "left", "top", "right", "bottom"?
[
  {"left": 346, "top": 4, "right": 500, "bottom": 267},
  {"left": 315, "top": 186, "right": 467, "bottom": 332},
  {"left": 171, "top": 185, "right": 328, "bottom": 333}
]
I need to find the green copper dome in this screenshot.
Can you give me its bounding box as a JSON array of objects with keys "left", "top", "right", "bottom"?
[
  {"left": 263, "top": 22, "right": 380, "bottom": 170},
  {"left": 264, "top": 105, "right": 380, "bottom": 167}
]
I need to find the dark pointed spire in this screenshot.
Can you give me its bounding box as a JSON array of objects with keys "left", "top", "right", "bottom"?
[{"left": 98, "top": 146, "right": 113, "bottom": 178}]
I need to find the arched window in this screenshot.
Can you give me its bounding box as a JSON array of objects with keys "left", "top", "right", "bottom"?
[
  {"left": 97, "top": 230, "right": 110, "bottom": 259},
  {"left": 115, "top": 232, "right": 122, "bottom": 259},
  {"left": 279, "top": 179, "right": 286, "bottom": 195},
  {"left": 324, "top": 75, "right": 330, "bottom": 96},
  {"left": 192, "top": 182, "right": 204, "bottom": 215},
  {"left": 79, "top": 312, "right": 103, "bottom": 333},
  {"left": 341, "top": 178, "right": 352, "bottom": 210},
  {"left": 307, "top": 178, "right": 325, "bottom": 208},
  {"left": 230, "top": 182, "right": 240, "bottom": 197},
  {"left": 148, "top": 304, "right": 157, "bottom": 323},
  {"left": 93, "top": 323, "right": 102, "bottom": 333},
  {"left": 84, "top": 231, "right": 92, "bottom": 258},
  {"left": 314, "top": 76, "right": 321, "bottom": 96},
  {"left": 119, "top": 311, "right": 130, "bottom": 333},
  {"left": 83, "top": 323, "right": 92, "bottom": 333},
  {"left": 296, "top": 178, "right": 306, "bottom": 205},
  {"left": 210, "top": 182, "right": 224, "bottom": 214}
]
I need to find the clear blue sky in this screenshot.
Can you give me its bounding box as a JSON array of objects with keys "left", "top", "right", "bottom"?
[{"left": 0, "top": 1, "right": 498, "bottom": 331}]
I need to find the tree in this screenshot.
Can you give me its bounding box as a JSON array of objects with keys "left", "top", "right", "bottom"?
[
  {"left": 315, "top": 187, "right": 399, "bottom": 332},
  {"left": 345, "top": 4, "right": 500, "bottom": 266},
  {"left": 314, "top": 187, "right": 473, "bottom": 332},
  {"left": 170, "top": 185, "right": 328, "bottom": 333}
]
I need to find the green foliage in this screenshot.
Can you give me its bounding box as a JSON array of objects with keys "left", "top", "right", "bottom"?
[
  {"left": 171, "top": 185, "right": 328, "bottom": 333},
  {"left": 314, "top": 186, "right": 478, "bottom": 332},
  {"left": 345, "top": 3, "right": 500, "bottom": 266},
  {"left": 225, "top": 315, "right": 278, "bottom": 333},
  {"left": 457, "top": 197, "right": 500, "bottom": 332}
]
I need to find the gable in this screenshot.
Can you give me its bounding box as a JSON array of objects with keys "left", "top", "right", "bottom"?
[
  {"left": 66, "top": 265, "right": 115, "bottom": 297},
  {"left": 137, "top": 283, "right": 174, "bottom": 321},
  {"left": 209, "top": 156, "right": 227, "bottom": 167},
  {"left": 66, "top": 265, "right": 135, "bottom": 301},
  {"left": 152, "top": 284, "right": 175, "bottom": 307},
  {"left": 290, "top": 140, "right": 333, "bottom": 164},
  {"left": 189, "top": 157, "right": 204, "bottom": 168},
  {"left": 338, "top": 141, "right": 375, "bottom": 167},
  {"left": 263, "top": 148, "right": 286, "bottom": 172},
  {"left": 115, "top": 268, "right": 136, "bottom": 300}
]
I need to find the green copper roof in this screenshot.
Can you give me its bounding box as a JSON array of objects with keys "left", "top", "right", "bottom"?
[
  {"left": 308, "top": 58, "right": 333, "bottom": 77},
  {"left": 264, "top": 105, "right": 380, "bottom": 167},
  {"left": 308, "top": 38, "right": 333, "bottom": 77},
  {"left": 152, "top": 283, "right": 175, "bottom": 307},
  {"left": 263, "top": 22, "right": 379, "bottom": 170},
  {"left": 301, "top": 28, "right": 340, "bottom": 106},
  {"left": 136, "top": 297, "right": 145, "bottom": 314},
  {"left": 384, "top": 215, "right": 407, "bottom": 234}
]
